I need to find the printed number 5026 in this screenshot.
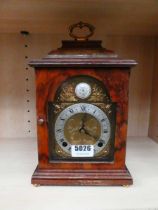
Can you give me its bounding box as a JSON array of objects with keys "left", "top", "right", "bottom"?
[{"left": 74, "top": 145, "right": 92, "bottom": 151}]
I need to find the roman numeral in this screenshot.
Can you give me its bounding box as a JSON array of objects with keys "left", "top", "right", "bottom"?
[
  {"left": 93, "top": 110, "right": 96, "bottom": 114},
  {"left": 99, "top": 139, "right": 105, "bottom": 143},
  {"left": 59, "top": 138, "right": 64, "bottom": 143},
  {"left": 69, "top": 109, "right": 74, "bottom": 113},
  {"left": 103, "top": 129, "right": 108, "bottom": 133},
  {"left": 81, "top": 105, "right": 86, "bottom": 112}
]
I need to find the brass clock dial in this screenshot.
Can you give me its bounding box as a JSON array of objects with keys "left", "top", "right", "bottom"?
[
  {"left": 55, "top": 103, "right": 111, "bottom": 156},
  {"left": 48, "top": 75, "right": 116, "bottom": 160}
]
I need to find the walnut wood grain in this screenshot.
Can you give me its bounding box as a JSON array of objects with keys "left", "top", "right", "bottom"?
[{"left": 32, "top": 68, "right": 132, "bottom": 185}]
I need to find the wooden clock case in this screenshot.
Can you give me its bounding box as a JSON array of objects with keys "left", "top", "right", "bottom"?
[{"left": 29, "top": 25, "right": 137, "bottom": 186}]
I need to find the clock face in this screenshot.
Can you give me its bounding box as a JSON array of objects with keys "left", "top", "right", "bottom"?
[
  {"left": 55, "top": 103, "right": 111, "bottom": 156},
  {"left": 75, "top": 82, "right": 91, "bottom": 99},
  {"left": 48, "top": 75, "right": 116, "bottom": 161}
]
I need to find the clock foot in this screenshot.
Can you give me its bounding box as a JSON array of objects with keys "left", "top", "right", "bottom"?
[
  {"left": 33, "top": 184, "right": 40, "bottom": 187},
  {"left": 123, "top": 185, "right": 130, "bottom": 187}
]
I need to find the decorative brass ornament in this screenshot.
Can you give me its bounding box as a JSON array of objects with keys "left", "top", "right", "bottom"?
[
  {"left": 69, "top": 21, "right": 95, "bottom": 41},
  {"left": 56, "top": 76, "right": 110, "bottom": 103}
]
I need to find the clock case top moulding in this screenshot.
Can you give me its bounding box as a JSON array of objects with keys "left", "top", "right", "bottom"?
[
  {"left": 29, "top": 22, "right": 137, "bottom": 186},
  {"left": 29, "top": 39, "right": 137, "bottom": 68}
]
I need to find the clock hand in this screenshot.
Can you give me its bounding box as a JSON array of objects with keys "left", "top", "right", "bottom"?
[
  {"left": 79, "top": 114, "right": 87, "bottom": 131},
  {"left": 84, "top": 129, "right": 98, "bottom": 140},
  {"left": 79, "top": 124, "right": 98, "bottom": 139},
  {"left": 82, "top": 114, "right": 87, "bottom": 126}
]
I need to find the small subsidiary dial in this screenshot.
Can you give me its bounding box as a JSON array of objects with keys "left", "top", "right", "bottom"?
[{"left": 75, "top": 82, "right": 91, "bottom": 99}]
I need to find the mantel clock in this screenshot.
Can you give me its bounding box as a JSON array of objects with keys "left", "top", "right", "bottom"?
[{"left": 29, "top": 22, "right": 137, "bottom": 186}]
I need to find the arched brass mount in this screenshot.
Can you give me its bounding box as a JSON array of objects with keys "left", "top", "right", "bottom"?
[{"left": 69, "top": 21, "right": 95, "bottom": 41}]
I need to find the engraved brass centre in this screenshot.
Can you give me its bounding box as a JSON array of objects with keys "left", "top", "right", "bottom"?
[{"left": 64, "top": 113, "right": 101, "bottom": 145}]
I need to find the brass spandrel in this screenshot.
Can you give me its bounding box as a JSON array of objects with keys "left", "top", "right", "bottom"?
[{"left": 56, "top": 76, "right": 110, "bottom": 103}]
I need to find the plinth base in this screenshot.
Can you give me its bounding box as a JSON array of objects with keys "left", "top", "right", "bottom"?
[{"left": 31, "top": 166, "right": 133, "bottom": 186}]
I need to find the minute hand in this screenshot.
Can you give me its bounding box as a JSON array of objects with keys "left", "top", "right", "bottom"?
[
  {"left": 79, "top": 114, "right": 87, "bottom": 131},
  {"left": 84, "top": 129, "right": 98, "bottom": 139}
]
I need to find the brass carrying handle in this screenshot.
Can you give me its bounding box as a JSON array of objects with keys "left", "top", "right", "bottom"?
[{"left": 69, "top": 21, "right": 95, "bottom": 41}]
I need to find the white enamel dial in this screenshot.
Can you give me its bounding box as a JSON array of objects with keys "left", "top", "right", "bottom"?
[
  {"left": 55, "top": 103, "right": 111, "bottom": 156},
  {"left": 75, "top": 83, "right": 91, "bottom": 99}
]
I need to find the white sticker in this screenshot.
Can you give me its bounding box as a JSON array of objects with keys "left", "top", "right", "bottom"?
[{"left": 71, "top": 145, "right": 94, "bottom": 157}]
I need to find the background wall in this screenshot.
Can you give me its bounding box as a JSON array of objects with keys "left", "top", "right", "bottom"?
[
  {"left": 0, "top": 33, "right": 156, "bottom": 138},
  {"left": 149, "top": 39, "right": 158, "bottom": 142}
]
